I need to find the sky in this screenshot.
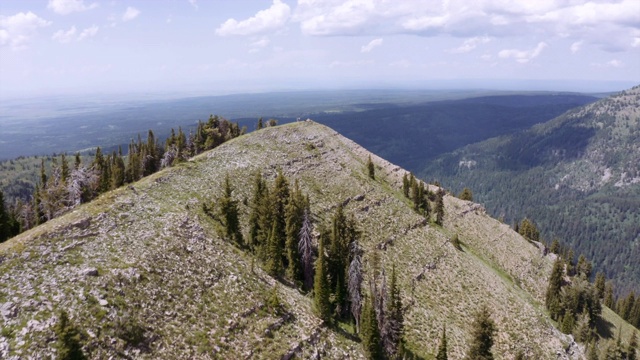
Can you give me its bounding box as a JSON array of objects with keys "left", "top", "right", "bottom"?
[{"left": 1, "top": 0, "right": 639, "bottom": 99}]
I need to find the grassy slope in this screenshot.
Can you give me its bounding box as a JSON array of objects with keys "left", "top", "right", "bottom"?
[{"left": 1, "top": 122, "right": 636, "bottom": 359}]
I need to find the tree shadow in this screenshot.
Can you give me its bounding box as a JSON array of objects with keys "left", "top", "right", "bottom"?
[
  {"left": 595, "top": 315, "right": 615, "bottom": 339},
  {"left": 402, "top": 346, "right": 427, "bottom": 360},
  {"left": 331, "top": 322, "right": 360, "bottom": 343}
]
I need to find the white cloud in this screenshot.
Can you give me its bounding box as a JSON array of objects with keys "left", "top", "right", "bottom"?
[
  {"left": 402, "top": 15, "right": 450, "bottom": 32},
  {"left": 296, "top": 0, "right": 388, "bottom": 36},
  {"left": 448, "top": 36, "right": 491, "bottom": 54},
  {"left": 249, "top": 37, "right": 270, "bottom": 53},
  {"left": 122, "top": 7, "right": 141, "bottom": 22},
  {"left": 52, "top": 26, "right": 76, "bottom": 43},
  {"left": 188, "top": 0, "right": 198, "bottom": 10},
  {"left": 293, "top": 0, "right": 640, "bottom": 52},
  {"left": 52, "top": 25, "right": 98, "bottom": 43},
  {"left": 498, "top": 42, "right": 548, "bottom": 63},
  {"left": 607, "top": 59, "right": 623, "bottom": 67},
  {"left": 48, "top": 0, "right": 98, "bottom": 15},
  {"left": 78, "top": 25, "right": 98, "bottom": 40},
  {"left": 570, "top": 41, "right": 583, "bottom": 53},
  {"left": 590, "top": 59, "right": 624, "bottom": 68},
  {"left": 216, "top": 0, "right": 290, "bottom": 36},
  {"left": 361, "top": 38, "right": 382, "bottom": 53},
  {"left": 389, "top": 59, "right": 411, "bottom": 68},
  {"left": 329, "top": 60, "right": 373, "bottom": 68},
  {"left": 0, "top": 12, "right": 51, "bottom": 50}
]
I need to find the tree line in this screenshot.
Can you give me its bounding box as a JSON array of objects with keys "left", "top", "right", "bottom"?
[
  {"left": 0, "top": 115, "right": 246, "bottom": 243},
  {"left": 541, "top": 221, "right": 639, "bottom": 359}
]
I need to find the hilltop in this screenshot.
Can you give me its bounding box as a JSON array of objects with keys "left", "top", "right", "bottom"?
[
  {"left": 422, "top": 85, "right": 640, "bottom": 295},
  {"left": 1, "top": 121, "right": 636, "bottom": 359}
]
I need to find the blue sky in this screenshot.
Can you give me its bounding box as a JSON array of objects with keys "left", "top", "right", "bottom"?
[{"left": 1, "top": 0, "right": 639, "bottom": 99}]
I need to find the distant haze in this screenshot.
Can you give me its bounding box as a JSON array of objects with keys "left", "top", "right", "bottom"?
[{"left": 1, "top": 0, "right": 639, "bottom": 99}]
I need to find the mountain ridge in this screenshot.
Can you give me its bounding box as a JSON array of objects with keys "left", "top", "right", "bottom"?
[{"left": 1, "top": 121, "right": 635, "bottom": 359}]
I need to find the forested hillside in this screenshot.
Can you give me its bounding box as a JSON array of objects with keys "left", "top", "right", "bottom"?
[
  {"left": 422, "top": 85, "right": 640, "bottom": 296},
  {"left": 314, "top": 94, "right": 597, "bottom": 170}
]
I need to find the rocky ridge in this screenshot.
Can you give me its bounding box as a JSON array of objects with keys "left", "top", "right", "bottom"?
[{"left": 0, "top": 121, "right": 594, "bottom": 359}]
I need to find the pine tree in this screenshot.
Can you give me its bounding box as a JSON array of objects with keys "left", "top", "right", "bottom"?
[
  {"left": 143, "top": 130, "right": 159, "bottom": 176},
  {"left": 402, "top": 173, "right": 409, "bottom": 198},
  {"left": 566, "top": 249, "right": 576, "bottom": 276},
  {"left": 561, "top": 312, "right": 575, "bottom": 334},
  {"left": 0, "top": 190, "right": 9, "bottom": 242},
  {"left": 111, "top": 148, "right": 125, "bottom": 189},
  {"left": 266, "top": 220, "right": 284, "bottom": 277},
  {"left": 54, "top": 310, "right": 86, "bottom": 360},
  {"left": 382, "top": 264, "right": 404, "bottom": 358},
  {"left": 419, "top": 183, "right": 430, "bottom": 216},
  {"left": 595, "top": 272, "right": 606, "bottom": 299},
  {"left": 40, "top": 158, "right": 48, "bottom": 188},
  {"left": 605, "top": 331, "right": 627, "bottom": 360},
  {"left": 61, "top": 153, "right": 70, "bottom": 184},
  {"left": 367, "top": 155, "right": 375, "bottom": 180},
  {"left": 411, "top": 179, "right": 420, "bottom": 212},
  {"left": 248, "top": 172, "right": 267, "bottom": 253},
  {"left": 633, "top": 298, "right": 640, "bottom": 328},
  {"left": 361, "top": 293, "right": 383, "bottom": 360},
  {"left": 627, "top": 330, "right": 637, "bottom": 360},
  {"left": 257, "top": 117, "right": 264, "bottom": 130},
  {"left": 256, "top": 185, "right": 274, "bottom": 261},
  {"left": 176, "top": 127, "right": 186, "bottom": 159},
  {"left": 621, "top": 292, "right": 636, "bottom": 321},
  {"left": 518, "top": 218, "right": 540, "bottom": 242},
  {"left": 587, "top": 341, "right": 600, "bottom": 360},
  {"left": 546, "top": 259, "right": 564, "bottom": 320},
  {"left": 436, "top": 325, "right": 448, "bottom": 360},
  {"left": 435, "top": 188, "right": 445, "bottom": 226},
  {"left": 272, "top": 170, "right": 290, "bottom": 265},
  {"left": 74, "top": 153, "right": 81, "bottom": 170},
  {"left": 328, "top": 207, "right": 359, "bottom": 319},
  {"left": 576, "top": 254, "right": 592, "bottom": 279},
  {"left": 314, "top": 234, "right": 331, "bottom": 323},
  {"left": 458, "top": 187, "right": 473, "bottom": 201},
  {"left": 604, "top": 281, "right": 615, "bottom": 309},
  {"left": 464, "top": 305, "right": 496, "bottom": 360},
  {"left": 219, "top": 174, "right": 243, "bottom": 247},
  {"left": 285, "top": 181, "right": 305, "bottom": 281}
]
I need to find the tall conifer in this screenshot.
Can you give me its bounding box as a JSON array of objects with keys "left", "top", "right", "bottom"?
[
  {"left": 546, "top": 259, "right": 564, "bottom": 320},
  {"left": 464, "top": 305, "right": 496, "bottom": 360},
  {"left": 361, "top": 293, "right": 383, "bottom": 360},
  {"left": 367, "top": 155, "right": 375, "bottom": 180},
  {"left": 285, "top": 180, "right": 305, "bottom": 281},
  {"left": 314, "top": 235, "right": 331, "bottom": 322},
  {"left": 266, "top": 220, "right": 283, "bottom": 277}
]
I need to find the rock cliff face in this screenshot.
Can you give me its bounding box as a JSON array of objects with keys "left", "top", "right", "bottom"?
[{"left": 1, "top": 121, "right": 586, "bottom": 359}]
